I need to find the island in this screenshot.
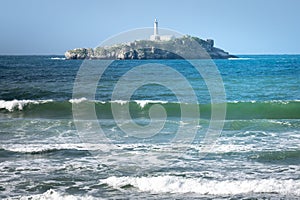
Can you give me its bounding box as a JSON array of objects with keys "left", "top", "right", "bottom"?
[{"left": 65, "top": 20, "right": 237, "bottom": 60}]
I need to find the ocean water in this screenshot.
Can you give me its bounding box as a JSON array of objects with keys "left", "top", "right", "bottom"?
[{"left": 0, "top": 55, "right": 299, "bottom": 199}]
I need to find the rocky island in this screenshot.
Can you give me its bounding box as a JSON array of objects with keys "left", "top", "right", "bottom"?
[
  {"left": 65, "top": 20, "right": 237, "bottom": 60},
  {"left": 65, "top": 36, "right": 236, "bottom": 60}
]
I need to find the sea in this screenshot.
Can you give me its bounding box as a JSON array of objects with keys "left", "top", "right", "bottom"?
[{"left": 0, "top": 55, "right": 299, "bottom": 199}]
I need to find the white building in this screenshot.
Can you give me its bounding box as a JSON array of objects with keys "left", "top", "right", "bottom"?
[{"left": 150, "top": 19, "right": 174, "bottom": 41}]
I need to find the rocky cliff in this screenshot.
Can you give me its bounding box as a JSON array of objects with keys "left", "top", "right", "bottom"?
[{"left": 65, "top": 36, "right": 237, "bottom": 60}]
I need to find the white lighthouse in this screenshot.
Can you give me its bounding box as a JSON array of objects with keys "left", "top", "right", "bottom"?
[
  {"left": 150, "top": 19, "right": 174, "bottom": 41},
  {"left": 150, "top": 19, "right": 160, "bottom": 40},
  {"left": 154, "top": 19, "right": 158, "bottom": 36}
]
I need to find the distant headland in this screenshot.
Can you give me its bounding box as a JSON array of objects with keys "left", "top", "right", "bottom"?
[{"left": 65, "top": 19, "right": 237, "bottom": 60}]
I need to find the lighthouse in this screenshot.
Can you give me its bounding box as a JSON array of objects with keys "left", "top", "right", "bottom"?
[
  {"left": 154, "top": 19, "right": 158, "bottom": 36},
  {"left": 150, "top": 19, "right": 174, "bottom": 41},
  {"left": 150, "top": 19, "right": 160, "bottom": 40}
]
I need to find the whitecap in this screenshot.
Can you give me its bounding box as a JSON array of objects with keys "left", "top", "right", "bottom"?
[
  {"left": 18, "top": 189, "right": 96, "bottom": 200},
  {"left": 110, "top": 100, "right": 128, "bottom": 105},
  {"left": 228, "top": 57, "right": 252, "bottom": 60},
  {"left": 0, "top": 99, "right": 53, "bottom": 112},
  {"left": 101, "top": 176, "right": 300, "bottom": 195},
  {"left": 69, "top": 97, "right": 88, "bottom": 104},
  {"left": 1, "top": 143, "right": 111, "bottom": 153},
  {"left": 50, "top": 57, "right": 66, "bottom": 60},
  {"left": 134, "top": 100, "right": 168, "bottom": 108}
]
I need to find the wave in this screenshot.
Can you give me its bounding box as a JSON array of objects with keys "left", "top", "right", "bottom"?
[
  {"left": 0, "top": 148, "right": 89, "bottom": 157},
  {"left": 101, "top": 175, "right": 300, "bottom": 195},
  {"left": 250, "top": 150, "right": 300, "bottom": 162},
  {"left": 10, "top": 177, "right": 300, "bottom": 199},
  {"left": 0, "top": 99, "right": 53, "bottom": 112},
  {"left": 109, "top": 100, "right": 168, "bottom": 108},
  {"left": 0, "top": 143, "right": 126, "bottom": 155},
  {"left": 50, "top": 57, "right": 65, "bottom": 60},
  {"left": 69, "top": 97, "right": 90, "bottom": 104},
  {"left": 0, "top": 143, "right": 91, "bottom": 153},
  {"left": 14, "top": 189, "right": 96, "bottom": 200},
  {"left": 228, "top": 57, "right": 252, "bottom": 60},
  {"left": 2, "top": 142, "right": 298, "bottom": 155},
  {"left": 0, "top": 144, "right": 91, "bottom": 157},
  {"left": 0, "top": 99, "right": 299, "bottom": 119}
]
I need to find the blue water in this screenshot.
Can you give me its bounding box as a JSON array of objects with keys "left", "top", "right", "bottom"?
[{"left": 0, "top": 55, "right": 299, "bottom": 199}]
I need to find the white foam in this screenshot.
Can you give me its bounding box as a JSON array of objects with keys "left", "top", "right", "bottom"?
[
  {"left": 134, "top": 100, "right": 168, "bottom": 108},
  {"left": 228, "top": 57, "right": 252, "bottom": 60},
  {"left": 17, "top": 189, "right": 97, "bottom": 200},
  {"left": 1, "top": 143, "right": 112, "bottom": 153},
  {"left": 0, "top": 99, "right": 53, "bottom": 112},
  {"left": 270, "top": 100, "right": 290, "bottom": 104},
  {"left": 69, "top": 97, "right": 88, "bottom": 104},
  {"left": 229, "top": 100, "right": 257, "bottom": 103},
  {"left": 195, "top": 144, "right": 255, "bottom": 153},
  {"left": 179, "top": 120, "right": 190, "bottom": 126},
  {"left": 50, "top": 57, "right": 66, "bottom": 60},
  {"left": 110, "top": 100, "right": 128, "bottom": 105},
  {"left": 270, "top": 120, "right": 292, "bottom": 126},
  {"left": 109, "top": 100, "right": 169, "bottom": 108},
  {"left": 101, "top": 176, "right": 300, "bottom": 195},
  {"left": 69, "top": 98, "right": 106, "bottom": 104},
  {"left": 228, "top": 100, "right": 299, "bottom": 104},
  {"left": 0, "top": 142, "right": 288, "bottom": 155}
]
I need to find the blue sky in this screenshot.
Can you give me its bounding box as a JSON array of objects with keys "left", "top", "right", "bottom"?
[{"left": 0, "top": 0, "right": 299, "bottom": 55}]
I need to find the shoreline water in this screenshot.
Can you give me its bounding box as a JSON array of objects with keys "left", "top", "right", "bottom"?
[{"left": 0, "top": 55, "right": 299, "bottom": 199}]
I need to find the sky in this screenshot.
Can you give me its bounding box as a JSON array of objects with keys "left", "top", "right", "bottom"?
[{"left": 0, "top": 0, "right": 300, "bottom": 55}]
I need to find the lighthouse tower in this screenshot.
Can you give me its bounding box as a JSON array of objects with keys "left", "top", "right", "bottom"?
[
  {"left": 150, "top": 19, "right": 160, "bottom": 41},
  {"left": 150, "top": 19, "right": 174, "bottom": 41},
  {"left": 154, "top": 19, "right": 158, "bottom": 36}
]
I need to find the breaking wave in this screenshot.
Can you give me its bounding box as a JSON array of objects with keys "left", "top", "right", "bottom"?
[
  {"left": 50, "top": 57, "right": 66, "bottom": 60},
  {"left": 0, "top": 99, "right": 299, "bottom": 119},
  {"left": 15, "top": 189, "right": 96, "bottom": 200},
  {"left": 101, "top": 175, "right": 300, "bottom": 195}
]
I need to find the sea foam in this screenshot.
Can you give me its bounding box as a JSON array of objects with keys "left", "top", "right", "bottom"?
[
  {"left": 228, "top": 57, "right": 252, "bottom": 60},
  {"left": 18, "top": 189, "right": 96, "bottom": 200},
  {"left": 69, "top": 97, "right": 88, "bottom": 104},
  {"left": 101, "top": 176, "right": 300, "bottom": 195},
  {"left": 1, "top": 143, "right": 111, "bottom": 153},
  {"left": 50, "top": 57, "right": 66, "bottom": 60},
  {"left": 134, "top": 100, "right": 168, "bottom": 108},
  {"left": 109, "top": 100, "right": 168, "bottom": 108},
  {"left": 0, "top": 99, "right": 53, "bottom": 112}
]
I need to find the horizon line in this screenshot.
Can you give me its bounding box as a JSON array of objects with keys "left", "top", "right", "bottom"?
[{"left": 1, "top": 53, "right": 300, "bottom": 56}]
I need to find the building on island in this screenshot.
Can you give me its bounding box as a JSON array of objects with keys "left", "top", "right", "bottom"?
[{"left": 150, "top": 19, "right": 175, "bottom": 41}]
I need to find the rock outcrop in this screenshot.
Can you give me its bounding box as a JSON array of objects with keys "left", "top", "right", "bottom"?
[{"left": 65, "top": 36, "right": 237, "bottom": 60}]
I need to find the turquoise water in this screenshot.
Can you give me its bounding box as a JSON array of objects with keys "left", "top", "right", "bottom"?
[{"left": 0, "top": 55, "right": 299, "bottom": 199}]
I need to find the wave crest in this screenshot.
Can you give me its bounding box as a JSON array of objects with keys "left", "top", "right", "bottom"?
[
  {"left": 0, "top": 99, "right": 53, "bottom": 112},
  {"left": 50, "top": 57, "right": 65, "bottom": 60},
  {"left": 17, "top": 189, "right": 96, "bottom": 200},
  {"left": 101, "top": 176, "right": 300, "bottom": 195},
  {"left": 0, "top": 99, "right": 299, "bottom": 119}
]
